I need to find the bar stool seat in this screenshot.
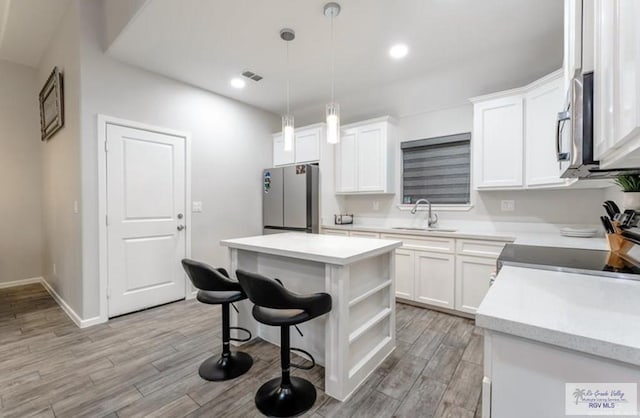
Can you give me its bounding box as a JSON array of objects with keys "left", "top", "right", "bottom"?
[
  {"left": 182, "top": 259, "right": 254, "bottom": 382},
  {"left": 197, "top": 290, "right": 245, "bottom": 304},
  {"left": 236, "top": 269, "right": 332, "bottom": 418}
]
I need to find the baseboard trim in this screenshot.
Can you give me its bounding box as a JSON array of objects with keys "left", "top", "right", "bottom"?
[
  {"left": 39, "top": 278, "right": 105, "bottom": 329},
  {"left": 0, "top": 277, "right": 43, "bottom": 289}
]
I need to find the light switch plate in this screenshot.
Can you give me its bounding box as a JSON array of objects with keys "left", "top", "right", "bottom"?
[
  {"left": 373, "top": 200, "right": 379, "bottom": 211},
  {"left": 501, "top": 200, "right": 515, "bottom": 212},
  {"left": 192, "top": 201, "right": 203, "bottom": 213}
]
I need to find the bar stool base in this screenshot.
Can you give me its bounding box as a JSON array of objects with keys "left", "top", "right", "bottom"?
[
  {"left": 255, "top": 376, "right": 317, "bottom": 417},
  {"left": 198, "top": 351, "right": 253, "bottom": 381}
]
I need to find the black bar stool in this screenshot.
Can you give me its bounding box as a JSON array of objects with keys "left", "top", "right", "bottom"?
[
  {"left": 236, "top": 269, "right": 332, "bottom": 417},
  {"left": 181, "top": 259, "right": 253, "bottom": 381}
]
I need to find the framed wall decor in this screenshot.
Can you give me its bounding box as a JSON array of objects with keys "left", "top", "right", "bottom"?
[{"left": 39, "top": 67, "right": 64, "bottom": 141}]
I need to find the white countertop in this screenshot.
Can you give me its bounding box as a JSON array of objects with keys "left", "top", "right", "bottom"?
[
  {"left": 476, "top": 265, "right": 640, "bottom": 366},
  {"left": 322, "top": 223, "right": 609, "bottom": 250},
  {"left": 221, "top": 232, "right": 402, "bottom": 265}
]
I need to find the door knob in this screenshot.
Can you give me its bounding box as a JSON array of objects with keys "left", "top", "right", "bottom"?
[
  {"left": 177, "top": 225, "right": 185, "bottom": 231},
  {"left": 177, "top": 213, "right": 184, "bottom": 219}
]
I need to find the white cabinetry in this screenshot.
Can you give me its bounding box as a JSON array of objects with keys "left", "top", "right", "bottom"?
[
  {"left": 524, "top": 75, "right": 567, "bottom": 187},
  {"left": 272, "top": 124, "right": 323, "bottom": 167},
  {"left": 455, "top": 255, "right": 495, "bottom": 314},
  {"left": 323, "top": 228, "right": 509, "bottom": 316},
  {"left": 394, "top": 249, "right": 414, "bottom": 300},
  {"left": 273, "top": 133, "right": 294, "bottom": 166},
  {"left": 335, "top": 128, "right": 358, "bottom": 192},
  {"left": 335, "top": 117, "right": 395, "bottom": 194},
  {"left": 414, "top": 251, "right": 455, "bottom": 309},
  {"left": 472, "top": 71, "right": 576, "bottom": 191},
  {"left": 473, "top": 95, "right": 524, "bottom": 189},
  {"left": 564, "top": 0, "right": 583, "bottom": 88},
  {"left": 594, "top": 0, "right": 640, "bottom": 169}
]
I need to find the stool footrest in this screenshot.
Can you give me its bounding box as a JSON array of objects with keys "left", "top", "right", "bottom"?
[
  {"left": 290, "top": 347, "right": 315, "bottom": 370},
  {"left": 229, "top": 326, "right": 252, "bottom": 342}
]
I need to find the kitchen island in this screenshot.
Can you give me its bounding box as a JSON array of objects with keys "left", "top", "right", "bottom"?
[
  {"left": 476, "top": 266, "right": 640, "bottom": 418},
  {"left": 220, "top": 232, "right": 402, "bottom": 401}
]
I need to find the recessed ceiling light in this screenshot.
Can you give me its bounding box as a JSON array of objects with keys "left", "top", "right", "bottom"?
[
  {"left": 230, "top": 77, "right": 246, "bottom": 89},
  {"left": 389, "top": 44, "right": 409, "bottom": 59}
]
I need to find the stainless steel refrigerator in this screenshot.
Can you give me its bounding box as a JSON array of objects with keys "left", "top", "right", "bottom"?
[{"left": 263, "top": 164, "right": 319, "bottom": 234}]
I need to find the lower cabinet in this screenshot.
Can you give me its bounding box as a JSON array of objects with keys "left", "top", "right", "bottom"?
[
  {"left": 394, "top": 249, "right": 414, "bottom": 300},
  {"left": 414, "top": 251, "right": 455, "bottom": 309},
  {"left": 323, "top": 228, "right": 506, "bottom": 315},
  {"left": 455, "top": 255, "right": 496, "bottom": 314}
]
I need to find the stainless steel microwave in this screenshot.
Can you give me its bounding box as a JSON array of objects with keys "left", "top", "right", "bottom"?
[
  {"left": 557, "top": 71, "right": 636, "bottom": 179},
  {"left": 557, "top": 71, "right": 598, "bottom": 178}
]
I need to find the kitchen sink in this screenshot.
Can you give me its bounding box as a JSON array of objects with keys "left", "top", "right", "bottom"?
[{"left": 391, "top": 227, "right": 457, "bottom": 232}]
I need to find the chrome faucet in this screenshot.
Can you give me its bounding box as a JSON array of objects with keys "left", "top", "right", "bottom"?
[{"left": 410, "top": 199, "right": 438, "bottom": 227}]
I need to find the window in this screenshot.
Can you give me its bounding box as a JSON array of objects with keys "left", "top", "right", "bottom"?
[{"left": 401, "top": 132, "right": 471, "bottom": 205}]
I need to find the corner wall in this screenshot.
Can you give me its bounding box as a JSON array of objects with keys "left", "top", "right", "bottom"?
[
  {"left": 36, "top": 2, "right": 84, "bottom": 315},
  {"left": 0, "top": 60, "right": 44, "bottom": 283}
]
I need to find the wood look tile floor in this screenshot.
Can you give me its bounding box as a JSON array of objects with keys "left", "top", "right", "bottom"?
[{"left": 0, "top": 284, "right": 483, "bottom": 418}]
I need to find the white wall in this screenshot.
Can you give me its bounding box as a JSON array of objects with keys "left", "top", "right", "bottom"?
[
  {"left": 78, "top": 0, "right": 278, "bottom": 319},
  {"left": 37, "top": 3, "right": 83, "bottom": 314},
  {"left": 0, "top": 60, "right": 44, "bottom": 283},
  {"left": 338, "top": 104, "right": 608, "bottom": 225}
]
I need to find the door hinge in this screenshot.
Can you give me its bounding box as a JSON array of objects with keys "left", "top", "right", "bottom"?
[
  {"left": 105, "top": 215, "right": 109, "bottom": 226},
  {"left": 104, "top": 140, "right": 108, "bottom": 152},
  {"left": 107, "top": 288, "right": 111, "bottom": 299}
]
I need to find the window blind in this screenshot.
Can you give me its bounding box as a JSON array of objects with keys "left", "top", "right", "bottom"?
[{"left": 401, "top": 133, "right": 471, "bottom": 205}]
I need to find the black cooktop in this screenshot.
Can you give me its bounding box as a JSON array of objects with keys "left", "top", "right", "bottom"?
[{"left": 497, "top": 244, "right": 640, "bottom": 279}]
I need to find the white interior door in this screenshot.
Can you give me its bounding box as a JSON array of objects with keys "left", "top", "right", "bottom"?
[{"left": 106, "top": 124, "right": 187, "bottom": 317}]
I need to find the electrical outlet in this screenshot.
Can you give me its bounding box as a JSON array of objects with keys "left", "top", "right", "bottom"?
[
  {"left": 373, "top": 200, "right": 379, "bottom": 211},
  {"left": 192, "top": 201, "right": 203, "bottom": 213},
  {"left": 501, "top": 200, "right": 515, "bottom": 212},
  {"left": 73, "top": 200, "right": 79, "bottom": 214},
  {"left": 53, "top": 263, "right": 56, "bottom": 275}
]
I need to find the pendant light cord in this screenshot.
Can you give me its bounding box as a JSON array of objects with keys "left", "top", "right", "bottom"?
[
  {"left": 286, "top": 41, "right": 291, "bottom": 115},
  {"left": 330, "top": 14, "right": 335, "bottom": 102}
]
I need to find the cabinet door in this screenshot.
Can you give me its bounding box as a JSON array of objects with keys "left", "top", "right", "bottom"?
[
  {"left": 273, "top": 134, "right": 294, "bottom": 166},
  {"left": 394, "top": 249, "right": 414, "bottom": 300},
  {"left": 473, "top": 96, "right": 524, "bottom": 189},
  {"left": 614, "top": 0, "right": 640, "bottom": 148},
  {"left": 564, "top": 0, "right": 583, "bottom": 89},
  {"left": 594, "top": 0, "right": 640, "bottom": 166},
  {"left": 414, "top": 251, "right": 455, "bottom": 309},
  {"left": 295, "top": 128, "right": 320, "bottom": 163},
  {"left": 594, "top": 0, "right": 616, "bottom": 160},
  {"left": 455, "top": 255, "right": 495, "bottom": 314},
  {"left": 357, "top": 123, "right": 385, "bottom": 192},
  {"left": 335, "top": 128, "right": 358, "bottom": 192},
  {"left": 525, "top": 76, "right": 567, "bottom": 187}
]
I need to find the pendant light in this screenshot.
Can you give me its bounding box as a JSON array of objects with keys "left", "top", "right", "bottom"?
[
  {"left": 324, "top": 2, "right": 341, "bottom": 144},
  {"left": 280, "top": 28, "right": 295, "bottom": 151}
]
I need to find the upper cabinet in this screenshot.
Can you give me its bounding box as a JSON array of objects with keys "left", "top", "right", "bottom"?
[
  {"left": 525, "top": 75, "right": 567, "bottom": 187},
  {"left": 335, "top": 117, "right": 396, "bottom": 194},
  {"left": 471, "top": 71, "right": 572, "bottom": 190},
  {"left": 272, "top": 124, "right": 323, "bottom": 167},
  {"left": 593, "top": 0, "right": 640, "bottom": 169},
  {"left": 472, "top": 94, "right": 525, "bottom": 189}
]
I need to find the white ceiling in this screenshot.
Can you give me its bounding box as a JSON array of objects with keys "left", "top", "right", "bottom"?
[
  {"left": 109, "top": 0, "right": 564, "bottom": 124},
  {"left": 0, "top": 0, "right": 71, "bottom": 68}
]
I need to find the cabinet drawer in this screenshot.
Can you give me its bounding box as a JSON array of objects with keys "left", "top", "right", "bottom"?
[
  {"left": 349, "top": 231, "right": 380, "bottom": 239},
  {"left": 323, "top": 229, "right": 349, "bottom": 236},
  {"left": 380, "top": 234, "right": 454, "bottom": 253},
  {"left": 456, "top": 239, "right": 508, "bottom": 258}
]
